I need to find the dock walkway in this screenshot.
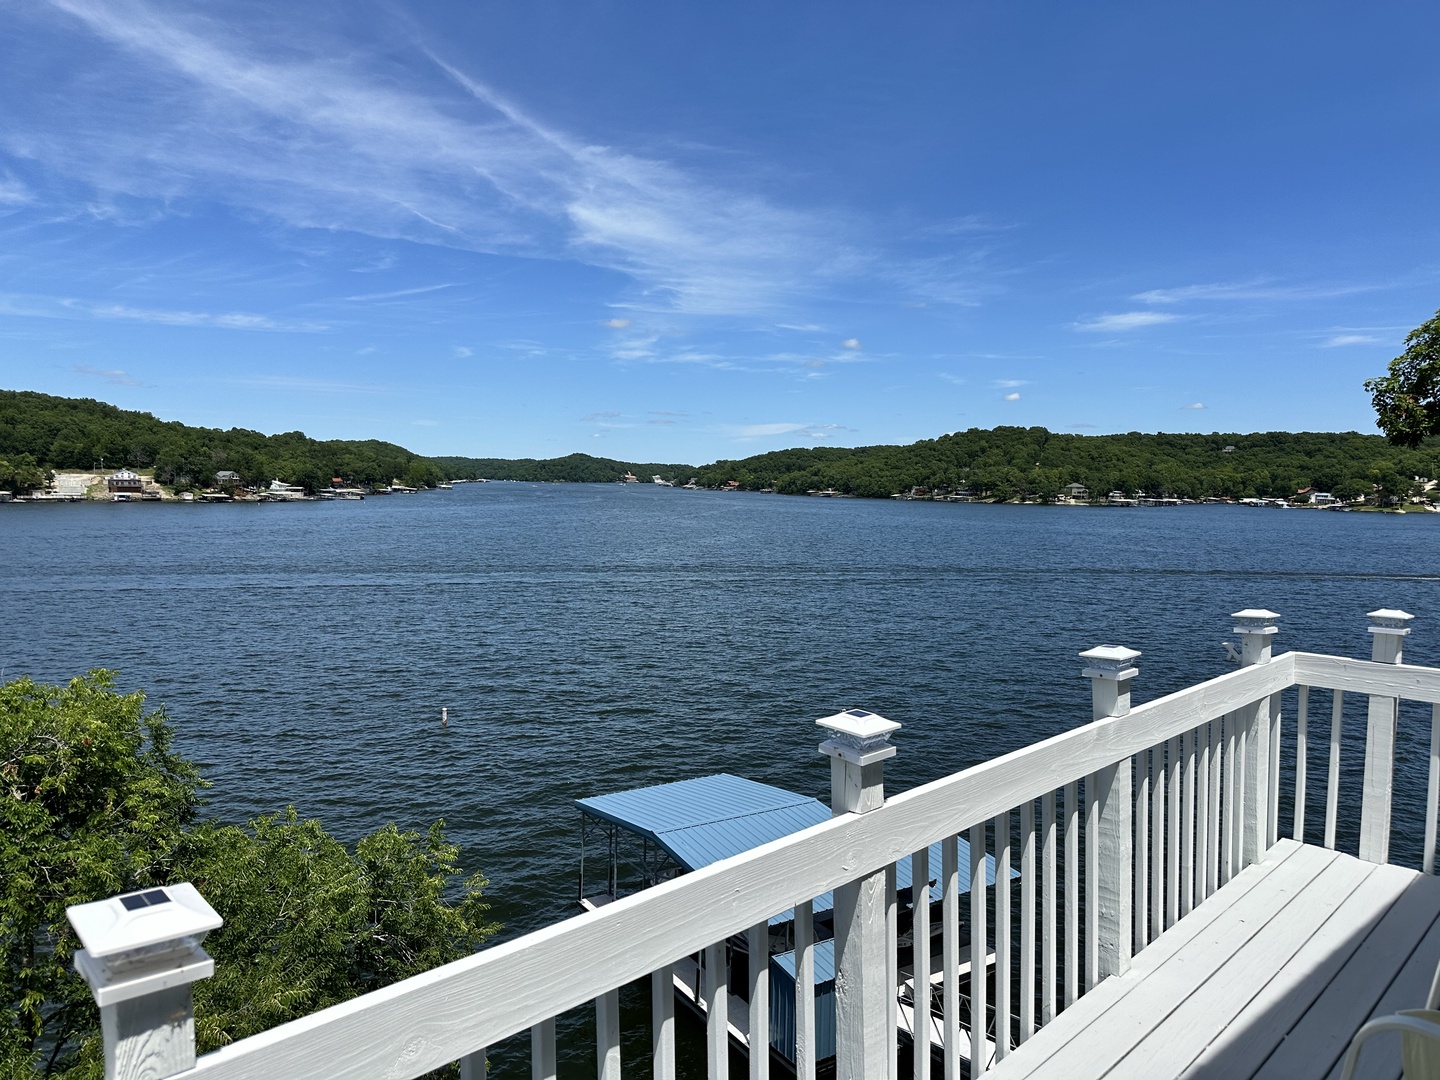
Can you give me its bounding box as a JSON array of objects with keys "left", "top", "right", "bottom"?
[{"left": 991, "top": 839, "right": 1440, "bottom": 1080}]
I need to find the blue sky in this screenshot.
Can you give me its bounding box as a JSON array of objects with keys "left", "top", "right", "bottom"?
[{"left": 1, "top": 1, "right": 1437, "bottom": 463}]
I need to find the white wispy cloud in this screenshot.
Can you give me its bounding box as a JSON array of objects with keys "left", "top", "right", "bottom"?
[
  {"left": 0, "top": 175, "right": 32, "bottom": 205},
  {"left": 993, "top": 379, "right": 1027, "bottom": 388},
  {"left": 1321, "top": 334, "right": 1381, "bottom": 348},
  {"left": 1073, "top": 311, "right": 1179, "bottom": 332},
  {"left": 343, "top": 284, "right": 457, "bottom": 302},
  {"left": 14, "top": 0, "right": 953, "bottom": 317},
  {"left": 841, "top": 337, "right": 861, "bottom": 350},
  {"left": 236, "top": 374, "right": 386, "bottom": 393},
  {"left": 1003, "top": 392, "right": 1021, "bottom": 401},
  {"left": 1180, "top": 402, "right": 1205, "bottom": 410},
  {"left": 0, "top": 292, "right": 325, "bottom": 331},
  {"left": 73, "top": 364, "right": 140, "bottom": 386},
  {"left": 728, "top": 421, "right": 848, "bottom": 440},
  {"left": 451, "top": 345, "right": 472, "bottom": 358},
  {"left": 603, "top": 318, "right": 631, "bottom": 329},
  {"left": 937, "top": 373, "right": 965, "bottom": 386},
  {"left": 1134, "top": 280, "right": 1379, "bottom": 305}
]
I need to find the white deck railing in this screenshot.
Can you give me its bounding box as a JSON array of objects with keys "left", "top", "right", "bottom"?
[{"left": 73, "top": 609, "right": 1440, "bottom": 1080}]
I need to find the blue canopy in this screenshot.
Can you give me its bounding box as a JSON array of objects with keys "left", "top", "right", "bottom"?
[{"left": 577, "top": 773, "right": 1005, "bottom": 919}]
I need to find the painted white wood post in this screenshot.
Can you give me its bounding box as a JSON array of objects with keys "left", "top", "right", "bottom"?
[
  {"left": 1079, "top": 645, "right": 1139, "bottom": 981},
  {"left": 912, "top": 844, "right": 932, "bottom": 1080},
  {"left": 1233, "top": 609, "right": 1280, "bottom": 868},
  {"left": 746, "top": 923, "right": 769, "bottom": 1080},
  {"left": 818, "top": 708, "right": 900, "bottom": 1080},
  {"left": 66, "top": 884, "right": 221, "bottom": 1080},
  {"left": 794, "top": 899, "right": 817, "bottom": 1080},
  {"left": 653, "top": 965, "right": 676, "bottom": 1080},
  {"left": 532, "top": 1017, "right": 557, "bottom": 1080},
  {"left": 705, "top": 941, "right": 729, "bottom": 1079},
  {"left": 459, "top": 1048, "right": 487, "bottom": 1079},
  {"left": 1360, "top": 609, "right": 1413, "bottom": 863},
  {"left": 597, "top": 988, "right": 621, "bottom": 1080}
]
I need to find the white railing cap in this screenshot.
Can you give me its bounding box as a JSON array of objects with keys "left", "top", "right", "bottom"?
[
  {"left": 817, "top": 708, "right": 900, "bottom": 765},
  {"left": 1368, "top": 609, "right": 1415, "bottom": 635},
  {"left": 1233, "top": 609, "right": 1281, "bottom": 635},
  {"left": 1079, "top": 645, "right": 1141, "bottom": 681},
  {"left": 67, "top": 882, "right": 221, "bottom": 964}
]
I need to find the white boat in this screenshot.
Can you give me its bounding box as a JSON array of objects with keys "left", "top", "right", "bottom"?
[
  {"left": 437, "top": 482, "right": 453, "bottom": 490},
  {"left": 652, "top": 475, "right": 674, "bottom": 487},
  {"left": 266, "top": 479, "right": 310, "bottom": 501}
]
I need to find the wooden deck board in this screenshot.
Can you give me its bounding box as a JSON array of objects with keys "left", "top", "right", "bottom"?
[
  {"left": 988, "top": 840, "right": 1308, "bottom": 1080},
  {"left": 1251, "top": 869, "right": 1440, "bottom": 1080},
  {"left": 1181, "top": 859, "right": 1419, "bottom": 1079},
  {"left": 988, "top": 842, "right": 1440, "bottom": 1080}
]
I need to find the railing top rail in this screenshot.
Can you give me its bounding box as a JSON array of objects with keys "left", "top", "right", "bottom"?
[
  {"left": 185, "top": 652, "right": 1299, "bottom": 1080},
  {"left": 1292, "top": 652, "right": 1440, "bottom": 705}
]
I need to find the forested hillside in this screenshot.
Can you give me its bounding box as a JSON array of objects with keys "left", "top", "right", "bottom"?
[
  {"left": 693, "top": 427, "right": 1440, "bottom": 501},
  {"left": 0, "top": 390, "right": 442, "bottom": 491},
  {"left": 5, "top": 390, "right": 1436, "bottom": 501},
  {"left": 430, "top": 453, "right": 694, "bottom": 483}
]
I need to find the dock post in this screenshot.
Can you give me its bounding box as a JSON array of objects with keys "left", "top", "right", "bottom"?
[
  {"left": 1081, "top": 645, "right": 1140, "bottom": 981},
  {"left": 1234, "top": 610, "right": 1280, "bottom": 868},
  {"left": 1360, "top": 609, "right": 1413, "bottom": 863},
  {"left": 819, "top": 708, "right": 900, "bottom": 1080},
  {"left": 66, "top": 883, "right": 222, "bottom": 1080}
]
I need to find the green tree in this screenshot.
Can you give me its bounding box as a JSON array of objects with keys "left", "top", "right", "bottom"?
[
  {"left": 0, "top": 454, "right": 47, "bottom": 494},
  {"left": 1365, "top": 309, "right": 1440, "bottom": 446},
  {"left": 1, "top": 673, "right": 496, "bottom": 1078}
]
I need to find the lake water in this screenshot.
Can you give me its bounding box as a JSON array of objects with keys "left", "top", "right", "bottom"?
[{"left": 5, "top": 485, "right": 1440, "bottom": 1074}]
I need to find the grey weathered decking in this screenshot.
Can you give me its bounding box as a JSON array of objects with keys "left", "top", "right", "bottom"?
[{"left": 990, "top": 839, "right": 1440, "bottom": 1080}]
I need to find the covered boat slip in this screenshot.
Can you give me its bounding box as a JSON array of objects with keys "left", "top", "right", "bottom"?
[
  {"left": 988, "top": 839, "right": 1440, "bottom": 1080},
  {"left": 576, "top": 773, "right": 1002, "bottom": 919},
  {"left": 576, "top": 773, "right": 1009, "bottom": 1070}
]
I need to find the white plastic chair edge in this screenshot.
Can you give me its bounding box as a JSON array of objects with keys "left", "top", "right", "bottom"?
[{"left": 1338, "top": 1014, "right": 1440, "bottom": 1080}]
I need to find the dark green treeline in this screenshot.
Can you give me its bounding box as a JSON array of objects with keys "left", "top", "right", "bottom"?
[
  {"left": 694, "top": 427, "right": 1440, "bottom": 501},
  {"left": 5, "top": 390, "right": 1438, "bottom": 501},
  {"left": 0, "top": 390, "right": 443, "bottom": 492}
]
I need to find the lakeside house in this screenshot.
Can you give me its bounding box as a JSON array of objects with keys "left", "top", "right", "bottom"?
[
  {"left": 1062, "top": 482, "right": 1089, "bottom": 502},
  {"left": 67, "top": 609, "right": 1440, "bottom": 1080},
  {"left": 106, "top": 468, "right": 143, "bottom": 496}
]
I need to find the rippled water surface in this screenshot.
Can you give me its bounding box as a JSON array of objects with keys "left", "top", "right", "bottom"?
[{"left": 6, "top": 485, "right": 1440, "bottom": 1074}]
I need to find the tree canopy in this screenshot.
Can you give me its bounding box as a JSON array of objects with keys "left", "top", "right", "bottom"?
[
  {"left": 430, "top": 452, "right": 694, "bottom": 484},
  {"left": 0, "top": 390, "right": 444, "bottom": 492},
  {"left": 1365, "top": 309, "right": 1440, "bottom": 447},
  {"left": 692, "top": 427, "right": 1440, "bottom": 502},
  {"left": 1, "top": 672, "right": 495, "bottom": 1079}
]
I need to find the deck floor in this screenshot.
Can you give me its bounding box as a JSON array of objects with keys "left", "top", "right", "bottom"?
[{"left": 988, "top": 839, "right": 1440, "bottom": 1080}]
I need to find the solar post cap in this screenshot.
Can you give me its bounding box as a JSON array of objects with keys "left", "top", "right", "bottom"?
[
  {"left": 815, "top": 707, "right": 900, "bottom": 766},
  {"left": 66, "top": 882, "right": 222, "bottom": 1007}
]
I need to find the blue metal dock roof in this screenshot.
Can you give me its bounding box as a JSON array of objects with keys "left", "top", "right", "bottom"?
[{"left": 576, "top": 773, "right": 1004, "bottom": 917}]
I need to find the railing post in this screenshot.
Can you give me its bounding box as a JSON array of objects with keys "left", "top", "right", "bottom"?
[
  {"left": 1233, "top": 609, "right": 1280, "bottom": 868},
  {"left": 818, "top": 708, "right": 900, "bottom": 1080},
  {"left": 1360, "top": 609, "right": 1413, "bottom": 863},
  {"left": 66, "top": 884, "right": 222, "bottom": 1080},
  {"left": 1079, "top": 645, "right": 1139, "bottom": 980}
]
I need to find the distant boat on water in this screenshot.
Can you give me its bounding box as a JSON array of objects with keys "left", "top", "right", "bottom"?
[{"left": 652, "top": 475, "right": 674, "bottom": 487}]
